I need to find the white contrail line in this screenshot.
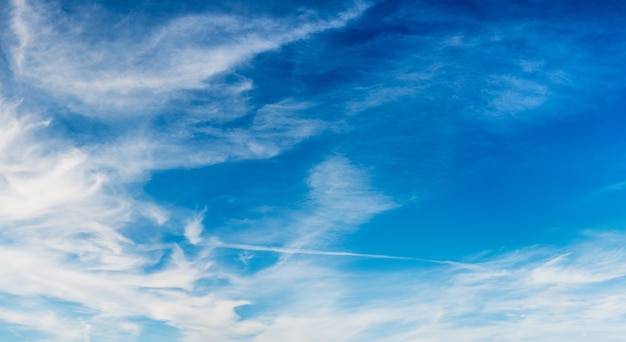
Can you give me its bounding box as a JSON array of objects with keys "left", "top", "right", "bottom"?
[{"left": 215, "top": 242, "right": 460, "bottom": 265}]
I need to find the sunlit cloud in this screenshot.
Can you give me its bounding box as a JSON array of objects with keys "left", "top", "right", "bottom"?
[
  {"left": 234, "top": 233, "right": 626, "bottom": 341},
  {"left": 7, "top": 0, "right": 368, "bottom": 115},
  {"left": 0, "top": 0, "right": 623, "bottom": 340}
]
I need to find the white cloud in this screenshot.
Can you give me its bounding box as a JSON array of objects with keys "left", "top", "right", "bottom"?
[
  {"left": 307, "top": 156, "right": 394, "bottom": 216},
  {"left": 488, "top": 75, "right": 549, "bottom": 116},
  {"left": 79, "top": 98, "right": 330, "bottom": 178},
  {"left": 0, "top": 99, "right": 104, "bottom": 220},
  {"left": 184, "top": 210, "right": 205, "bottom": 245},
  {"left": 7, "top": 0, "right": 368, "bottom": 115},
  {"left": 221, "top": 156, "right": 397, "bottom": 250},
  {"left": 345, "top": 85, "right": 423, "bottom": 114},
  {"left": 0, "top": 1, "right": 378, "bottom": 339},
  {"left": 1, "top": 97, "right": 625, "bottom": 342},
  {"left": 296, "top": 156, "right": 397, "bottom": 245},
  {"left": 2, "top": 1, "right": 620, "bottom": 341},
  {"left": 0, "top": 308, "right": 90, "bottom": 342},
  {"left": 225, "top": 232, "right": 626, "bottom": 342}
]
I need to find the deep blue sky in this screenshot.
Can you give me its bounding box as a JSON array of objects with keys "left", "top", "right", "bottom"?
[{"left": 1, "top": 0, "right": 626, "bottom": 340}]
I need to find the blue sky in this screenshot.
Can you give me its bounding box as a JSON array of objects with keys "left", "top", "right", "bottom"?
[{"left": 1, "top": 0, "right": 626, "bottom": 340}]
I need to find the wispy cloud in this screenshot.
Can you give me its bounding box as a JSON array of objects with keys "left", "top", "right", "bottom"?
[
  {"left": 0, "top": 98, "right": 105, "bottom": 221},
  {"left": 221, "top": 156, "right": 397, "bottom": 250},
  {"left": 233, "top": 232, "right": 626, "bottom": 341},
  {"left": 7, "top": 0, "right": 368, "bottom": 115},
  {"left": 0, "top": 144, "right": 397, "bottom": 340},
  {"left": 183, "top": 209, "right": 206, "bottom": 245},
  {"left": 5, "top": 229, "right": 626, "bottom": 341},
  {"left": 0, "top": 1, "right": 380, "bottom": 339},
  {"left": 0, "top": 0, "right": 623, "bottom": 340}
]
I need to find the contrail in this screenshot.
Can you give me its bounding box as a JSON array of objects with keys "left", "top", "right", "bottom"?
[{"left": 214, "top": 242, "right": 460, "bottom": 265}]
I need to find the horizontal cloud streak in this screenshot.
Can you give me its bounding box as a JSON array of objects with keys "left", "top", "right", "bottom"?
[{"left": 215, "top": 242, "right": 427, "bottom": 261}]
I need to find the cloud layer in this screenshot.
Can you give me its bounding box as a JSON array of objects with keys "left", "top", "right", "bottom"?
[{"left": 0, "top": 0, "right": 625, "bottom": 341}]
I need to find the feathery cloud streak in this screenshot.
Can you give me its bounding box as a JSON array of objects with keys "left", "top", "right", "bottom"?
[{"left": 8, "top": 0, "right": 368, "bottom": 115}]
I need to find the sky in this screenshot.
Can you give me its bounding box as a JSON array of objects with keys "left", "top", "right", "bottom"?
[{"left": 1, "top": 0, "right": 626, "bottom": 340}]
